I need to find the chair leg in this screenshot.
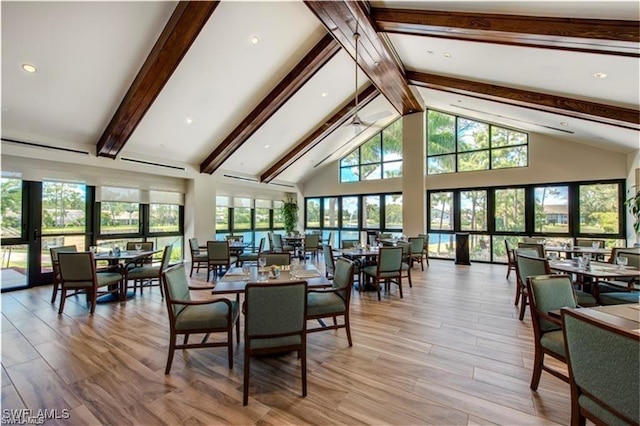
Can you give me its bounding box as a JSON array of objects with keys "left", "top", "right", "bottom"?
[
  {"left": 301, "top": 347, "right": 307, "bottom": 398},
  {"left": 407, "top": 269, "right": 412, "bottom": 288},
  {"left": 398, "top": 278, "right": 403, "bottom": 298},
  {"left": 344, "top": 312, "right": 353, "bottom": 346},
  {"left": 243, "top": 352, "right": 251, "bottom": 406},
  {"left": 51, "top": 284, "right": 58, "bottom": 304},
  {"left": 227, "top": 329, "right": 233, "bottom": 369},
  {"left": 376, "top": 278, "right": 381, "bottom": 301},
  {"left": 165, "top": 333, "right": 176, "bottom": 374},
  {"left": 514, "top": 284, "right": 521, "bottom": 306},
  {"left": 506, "top": 265, "right": 512, "bottom": 279},
  {"left": 530, "top": 349, "right": 544, "bottom": 391},
  {"left": 190, "top": 263, "right": 194, "bottom": 277},
  {"left": 518, "top": 293, "right": 528, "bottom": 320},
  {"left": 58, "top": 289, "right": 67, "bottom": 314},
  {"left": 184, "top": 334, "right": 190, "bottom": 345},
  {"left": 89, "top": 289, "right": 97, "bottom": 314}
]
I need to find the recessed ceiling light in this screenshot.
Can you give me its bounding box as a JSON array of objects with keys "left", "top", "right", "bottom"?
[
  {"left": 321, "top": 92, "right": 328, "bottom": 98},
  {"left": 185, "top": 117, "right": 193, "bottom": 124},
  {"left": 264, "top": 144, "right": 269, "bottom": 149},
  {"left": 593, "top": 72, "right": 607, "bottom": 79},
  {"left": 22, "top": 63, "right": 37, "bottom": 73},
  {"left": 443, "top": 52, "right": 452, "bottom": 58},
  {"left": 427, "top": 50, "right": 434, "bottom": 55},
  {"left": 250, "top": 36, "right": 259, "bottom": 45},
  {"left": 560, "top": 121, "right": 569, "bottom": 126}
]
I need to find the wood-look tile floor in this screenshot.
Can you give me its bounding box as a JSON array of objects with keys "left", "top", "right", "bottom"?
[{"left": 1, "top": 259, "right": 573, "bottom": 425}]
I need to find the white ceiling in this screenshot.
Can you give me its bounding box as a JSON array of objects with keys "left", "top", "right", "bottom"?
[{"left": 2, "top": 1, "right": 639, "bottom": 186}]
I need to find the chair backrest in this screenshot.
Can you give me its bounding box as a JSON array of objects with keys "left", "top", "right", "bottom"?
[
  {"left": 225, "top": 235, "right": 244, "bottom": 243},
  {"left": 323, "top": 244, "right": 335, "bottom": 277},
  {"left": 244, "top": 281, "right": 307, "bottom": 346},
  {"left": 562, "top": 308, "right": 640, "bottom": 425},
  {"left": 162, "top": 264, "right": 191, "bottom": 319},
  {"left": 160, "top": 245, "right": 173, "bottom": 271},
  {"left": 515, "top": 253, "right": 550, "bottom": 290},
  {"left": 418, "top": 234, "right": 429, "bottom": 251},
  {"left": 377, "top": 247, "right": 403, "bottom": 273},
  {"left": 332, "top": 258, "right": 355, "bottom": 301},
  {"left": 528, "top": 274, "right": 577, "bottom": 332},
  {"left": 207, "top": 241, "right": 230, "bottom": 261},
  {"left": 126, "top": 241, "right": 154, "bottom": 251},
  {"left": 398, "top": 241, "right": 411, "bottom": 260},
  {"left": 368, "top": 235, "right": 377, "bottom": 246},
  {"left": 189, "top": 238, "right": 201, "bottom": 256},
  {"left": 326, "top": 231, "right": 333, "bottom": 246},
  {"left": 408, "top": 237, "right": 424, "bottom": 256},
  {"left": 517, "top": 242, "right": 545, "bottom": 257},
  {"left": 505, "top": 239, "right": 515, "bottom": 263},
  {"left": 256, "top": 237, "right": 265, "bottom": 254},
  {"left": 50, "top": 245, "right": 77, "bottom": 270},
  {"left": 272, "top": 234, "right": 284, "bottom": 252},
  {"left": 615, "top": 251, "right": 640, "bottom": 269},
  {"left": 522, "top": 237, "right": 545, "bottom": 244},
  {"left": 57, "top": 252, "right": 95, "bottom": 285},
  {"left": 575, "top": 238, "right": 605, "bottom": 248},
  {"left": 259, "top": 252, "right": 291, "bottom": 266},
  {"left": 608, "top": 247, "right": 640, "bottom": 263},
  {"left": 379, "top": 233, "right": 392, "bottom": 240},
  {"left": 341, "top": 239, "right": 359, "bottom": 249},
  {"left": 304, "top": 234, "right": 320, "bottom": 249}
]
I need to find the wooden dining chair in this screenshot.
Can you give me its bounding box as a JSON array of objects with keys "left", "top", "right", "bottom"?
[
  {"left": 243, "top": 281, "right": 308, "bottom": 405},
  {"left": 526, "top": 274, "right": 576, "bottom": 391},
  {"left": 504, "top": 239, "right": 516, "bottom": 279},
  {"left": 188, "top": 238, "right": 208, "bottom": 277},
  {"left": 57, "top": 252, "right": 124, "bottom": 315},
  {"left": 418, "top": 233, "right": 430, "bottom": 266},
  {"left": 238, "top": 237, "right": 264, "bottom": 266},
  {"left": 561, "top": 308, "right": 639, "bottom": 426},
  {"left": 206, "top": 241, "right": 238, "bottom": 281},
  {"left": 125, "top": 245, "right": 172, "bottom": 296},
  {"left": 161, "top": 264, "right": 239, "bottom": 374},
  {"left": 408, "top": 237, "right": 425, "bottom": 270},
  {"left": 362, "top": 247, "right": 403, "bottom": 301},
  {"left": 258, "top": 252, "right": 291, "bottom": 266},
  {"left": 303, "top": 233, "right": 321, "bottom": 261},
  {"left": 514, "top": 250, "right": 548, "bottom": 320},
  {"left": 306, "top": 258, "right": 355, "bottom": 346},
  {"left": 49, "top": 245, "right": 77, "bottom": 303}
]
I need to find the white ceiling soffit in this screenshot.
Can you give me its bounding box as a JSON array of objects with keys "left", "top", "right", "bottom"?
[
  {"left": 1, "top": 1, "right": 177, "bottom": 150},
  {"left": 416, "top": 87, "right": 639, "bottom": 153},
  {"left": 388, "top": 34, "right": 638, "bottom": 108},
  {"left": 124, "top": 1, "right": 326, "bottom": 165}
]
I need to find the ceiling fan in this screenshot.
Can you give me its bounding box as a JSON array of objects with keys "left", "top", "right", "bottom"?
[{"left": 350, "top": 31, "right": 391, "bottom": 135}]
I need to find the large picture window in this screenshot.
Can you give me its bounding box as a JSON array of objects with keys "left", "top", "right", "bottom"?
[
  {"left": 427, "top": 110, "right": 528, "bottom": 175},
  {"left": 1, "top": 177, "right": 23, "bottom": 238},
  {"left": 340, "top": 119, "right": 403, "bottom": 183}
]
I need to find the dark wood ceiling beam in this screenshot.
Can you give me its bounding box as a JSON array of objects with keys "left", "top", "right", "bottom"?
[
  {"left": 199, "top": 33, "right": 340, "bottom": 174},
  {"left": 305, "top": 0, "right": 423, "bottom": 115},
  {"left": 372, "top": 8, "right": 640, "bottom": 57},
  {"left": 260, "top": 84, "right": 379, "bottom": 183},
  {"left": 97, "top": 1, "right": 219, "bottom": 158},
  {"left": 407, "top": 71, "right": 639, "bottom": 130}
]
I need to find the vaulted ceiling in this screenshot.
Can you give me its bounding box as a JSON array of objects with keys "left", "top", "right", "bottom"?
[{"left": 2, "top": 1, "right": 639, "bottom": 186}]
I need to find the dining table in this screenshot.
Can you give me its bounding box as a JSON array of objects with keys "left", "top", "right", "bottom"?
[
  {"left": 549, "top": 259, "right": 639, "bottom": 281},
  {"left": 544, "top": 245, "right": 611, "bottom": 260},
  {"left": 93, "top": 249, "right": 160, "bottom": 302},
  {"left": 212, "top": 264, "right": 331, "bottom": 302},
  {"left": 551, "top": 304, "right": 640, "bottom": 335},
  {"left": 337, "top": 247, "right": 380, "bottom": 290},
  {"left": 283, "top": 235, "right": 306, "bottom": 260}
]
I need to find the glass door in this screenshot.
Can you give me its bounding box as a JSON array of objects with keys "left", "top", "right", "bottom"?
[{"left": 1, "top": 176, "right": 30, "bottom": 290}]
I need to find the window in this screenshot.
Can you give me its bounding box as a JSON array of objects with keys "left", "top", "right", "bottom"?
[
  {"left": 385, "top": 194, "right": 403, "bottom": 230},
  {"left": 430, "top": 192, "right": 453, "bottom": 230},
  {"left": 254, "top": 199, "right": 271, "bottom": 230},
  {"left": 427, "top": 110, "right": 528, "bottom": 174},
  {"left": 495, "top": 188, "right": 525, "bottom": 232},
  {"left": 460, "top": 190, "right": 487, "bottom": 231},
  {"left": 233, "top": 198, "right": 251, "bottom": 231},
  {"left": 306, "top": 198, "right": 320, "bottom": 228},
  {"left": 216, "top": 196, "right": 230, "bottom": 231},
  {"left": 42, "top": 181, "right": 86, "bottom": 234},
  {"left": 362, "top": 196, "right": 380, "bottom": 229},
  {"left": 1, "top": 177, "right": 22, "bottom": 238},
  {"left": 342, "top": 197, "right": 359, "bottom": 228},
  {"left": 579, "top": 183, "right": 620, "bottom": 234},
  {"left": 149, "top": 204, "right": 179, "bottom": 233},
  {"left": 323, "top": 197, "right": 339, "bottom": 228},
  {"left": 273, "top": 200, "right": 284, "bottom": 229},
  {"left": 534, "top": 186, "right": 568, "bottom": 233},
  {"left": 339, "top": 119, "right": 403, "bottom": 182}
]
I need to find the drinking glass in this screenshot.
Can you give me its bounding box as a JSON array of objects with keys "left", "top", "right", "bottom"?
[
  {"left": 591, "top": 242, "right": 600, "bottom": 249},
  {"left": 89, "top": 246, "right": 97, "bottom": 253},
  {"left": 577, "top": 257, "right": 585, "bottom": 270},
  {"left": 258, "top": 257, "right": 266, "bottom": 271},
  {"left": 547, "top": 252, "right": 558, "bottom": 261},
  {"left": 242, "top": 264, "right": 251, "bottom": 280},
  {"left": 134, "top": 243, "right": 142, "bottom": 252},
  {"left": 616, "top": 256, "right": 628, "bottom": 269}
]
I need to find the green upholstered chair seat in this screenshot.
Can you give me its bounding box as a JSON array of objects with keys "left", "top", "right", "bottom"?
[
  {"left": 599, "top": 292, "right": 640, "bottom": 305},
  {"left": 65, "top": 280, "right": 94, "bottom": 289},
  {"left": 239, "top": 253, "right": 259, "bottom": 262},
  {"left": 401, "top": 262, "right": 410, "bottom": 271},
  {"left": 575, "top": 290, "right": 597, "bottom": 306},
  {"left": 578, "top": 395, "right": 629, "bottom": 426},
  {"left": 209, "top": 255, "right": 238, "bottom": 265},
  {"left": 540, "top": 330, "right": 566, "bottom": 357},
  {"left": 127, "top": 265, "right": 160, "bottom": 280},
  {"left": 249, "top": 335, "right": 301, "bottom": 350},
  {"left": 96, "top": 272, "right": 124, "bottom": 287},
  {"left": 175, "top": 301, "right": 239, "bottom": 331},
  {"left": 307, "top": 292, "right": 345, "bottom": 317},
  {"left": 193, "top": 254, "right": 208, "bottom": 262},
  {"left": 362, "top": 265, "right": 398, "bottom": 279}
]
